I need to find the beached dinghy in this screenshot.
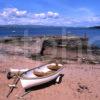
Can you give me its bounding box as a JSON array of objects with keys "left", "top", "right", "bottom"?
[{"left": 20, "top": 63, "right": 64, "bottom": 89}]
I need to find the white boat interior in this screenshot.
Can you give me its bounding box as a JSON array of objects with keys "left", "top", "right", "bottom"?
[{"left": 21, "top": 63, "right": 63, "bottom": 79}]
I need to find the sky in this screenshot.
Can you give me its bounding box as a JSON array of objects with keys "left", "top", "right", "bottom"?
[{"left": 0, "top": 0, "right": 100, "bottom": 26}]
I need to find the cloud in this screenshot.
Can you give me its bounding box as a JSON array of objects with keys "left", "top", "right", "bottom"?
[
  {"left": 34, "top": 13, "right": 46, "bottom": 19},
  {"left": 0, "top": 7, "right": 100, "bottom": 26},
  {"left": 0, "top": 8, "right": 60, "bottom": 25},
  {"left": 47, "top": 11, "right": 59, "bottom": 18},
  {"left": 34, "top": 11, "right": 59, "bottom": 19},
  {"left": 0, "top": 8, "right": 27, "bottom": 18}
]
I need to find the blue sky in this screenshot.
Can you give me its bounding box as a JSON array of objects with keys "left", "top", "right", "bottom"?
[{"left": 0, "top": 0, "right": 100, "bottom": 26}]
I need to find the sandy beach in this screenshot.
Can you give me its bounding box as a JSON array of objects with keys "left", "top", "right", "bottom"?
[
  {"left": 0, "top": 36, "right": 100, "bottom": 100},
  {"left": 0, "top": 55, "right": 100, "bottom": 100}
]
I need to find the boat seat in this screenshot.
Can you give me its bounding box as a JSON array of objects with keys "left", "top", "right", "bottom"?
[
  {"left": 47, "top": 65, "right": 61, "bottom": 71},
  {"left": 33, "top": 63, "right": 62, "bottom": 77},
  {"left": 33, "top": 70, "right": 54, "bottom": 77}
]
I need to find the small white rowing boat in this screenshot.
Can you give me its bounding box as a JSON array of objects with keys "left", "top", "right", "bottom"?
[{"left": 20, "top": 63, "right": 64, "bottom": 89}]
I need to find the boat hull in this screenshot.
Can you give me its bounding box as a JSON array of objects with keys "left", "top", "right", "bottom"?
[{"left": 20, "top": 70, "right": 61, "bottom": 89}]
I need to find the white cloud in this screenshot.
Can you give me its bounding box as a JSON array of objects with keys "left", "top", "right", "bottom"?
[
  {"left": 47, "top": 11, "right": 59, "bottom": 18},
  {"left": 0, "top": 7, "right": 100, "bottom": 26},
  {"left": 34, "top": 11, "right": 59, "bottom": 19},
  {"left": 0, "top": 8, "right": 27, "bottom": 18},
  {"left": 34, "top": 13, "right": 46, "bottom": 19},
  {"left": 0, "top": 8, "right": 61, "bottom": 25}
]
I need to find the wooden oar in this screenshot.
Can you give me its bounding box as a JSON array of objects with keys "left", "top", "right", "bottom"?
[
  {"left": 21, "top": 62, "right": 52, "bottom": 74},
  {"left": 17, "top": 90, "right": 31, "bottom": 99},
  {"left": 6, "top": 76, "right": 20, "bottom": 98}
]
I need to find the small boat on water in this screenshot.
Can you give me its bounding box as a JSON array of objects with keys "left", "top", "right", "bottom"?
[{"left": 20, "top": 63, "right": 64, "bottom": 89}]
